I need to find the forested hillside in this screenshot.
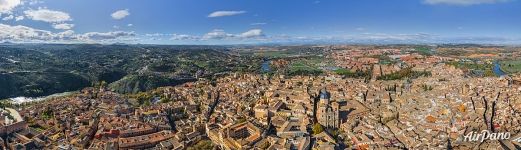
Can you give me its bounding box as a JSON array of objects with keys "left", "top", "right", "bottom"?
[{"left": 0, "top": 44, "right": 262, "bottom": 99}]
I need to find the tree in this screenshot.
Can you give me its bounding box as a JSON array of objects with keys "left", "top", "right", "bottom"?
[
  {"left": 312, "top": 123, "right": 324, "bottom": 135},
  {"left": 421, "top": 84, "right": 433, "bottom": 91},
  {"left": 93, "top": 80, "right": 107, "bottom": 89},
  {"left": 42, "top": 107, "right": 54, "bottom": 119},
  {"left": 327, "top": 129, "right": 340, "bottom": 138},
  {"left": 136, "top": 92, "right": 153, "bottom": 106},
  {"left": 100, "top": 81, "right": 107, "bottom": 89},
  {"left": 160, "top": 96, "right": 171, "bottom": 103},
  {"left": 237, "top": 118, "right": 247, "bottom": 124},
  {"left": 188, "top": 140, "right": 214, "bottom": 150},
  {"left": 143, "top": 100, "right": 151, "bottom": 106}
]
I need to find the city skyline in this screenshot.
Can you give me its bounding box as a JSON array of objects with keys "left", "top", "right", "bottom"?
[
  {"left": 0, "top": 0, "right": 520, "bottom": 44},
  {"left": 2, "top": 1, "right": 521, "bottom": 149}
]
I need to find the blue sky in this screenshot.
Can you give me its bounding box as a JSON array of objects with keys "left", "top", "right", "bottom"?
[{"left": 0, "top": 0, "right": 520, "bottom": 44}]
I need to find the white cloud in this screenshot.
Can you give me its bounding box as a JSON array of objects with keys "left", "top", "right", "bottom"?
[
  {"left": 208, "top": 10, "right": 246, "bottom": 18},
  {"left": 261, "top": 33, "right": 440, "bottom": 44},
  {"left": 2, "top": 15, "right": 14, "bottom": 20},
  {"left": 424, "top": 0, "right": 510, "bottom": 5},
  {"left": 168, "top": 29, "right": 264, "bottom": 41},
  {"left": 239, "top": 29, "right": 264, "bottom": 38},
  {"left": 127, "top": 23, "right": 133, "bottom": 27},
  {"left": 78, "top": 31, "right": 135, "bottom": 41},
  {"left": 54, "top": 30, "right": 76, "bottom": 40},
  {"left": 265, "top": 33, "right": 521, "bottom": 45},
  {"left": 0, "top": 23, "right": 71, "bottom": 41},
  {"left": 111, "top": 9, "right": 130, "bottom": 20},
  {"left": 25, "top": 0, "right": 43, "bottom": 5},
  {"left": 52, "top": 23, "right": 74, "bottom": 30},
  {"left": 356, "top": 33, "right": 436, "bottom": 41},
  {"left": 0, "top": 0, "right": 21, "bottom": 14},
  {"left": 14, "top": 15, "right": 23, "bottom": 21},
  {"left": 145, "top": 33, "right": 163, "bottom": 37},
  {"left": 355, "top": 27, "right": 365, "bottom": 31},
  {"left": 170, "top": 34, "right": 199, "bottom": 40},
  {"left": 250, "top": 22, "right": 267, "bottom": 26},
  {"left": 203, "top": 29, "right": 235, "bottom": 39},
  {"left": 0, "top": 23, "right": 135, "bottom": 42},
  {"left": 24, "top": 8, "right": 72, "bottom": 23},
  {"left": 144, "top": 33, "right": 200, "bottom": 41}
]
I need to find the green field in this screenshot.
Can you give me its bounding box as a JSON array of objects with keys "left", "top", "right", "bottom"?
[
  {"left": 287, "top": 57, "right": 325, "bottom": 76},
  {"left": 500, "top": 60, "right": 521, "bottom": 74},
  {"left": 284, "top": 56, "right": 337, "bottom": 76},
  {"left": 377, "top": 67, "right": 431, "bottom": 80},
  {"left": 415, "top": 47, "right": 433, "bottom": 55},
  {"left": 334, "top": 68, "right": 370, "bottom": 78},
  {"left": 447, "top": 61, "right": 492, "bottom": 70},
  {"left": 254, "top": 51, "right": 295, "bottom": 58},
  {"left": 291, "top": 62, "right": 315, "bottom": 71},
  {"left": 446, "top": 61, "right": 495, "bottom": 77}
]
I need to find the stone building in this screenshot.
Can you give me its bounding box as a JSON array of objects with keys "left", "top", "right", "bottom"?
[{"left": 316, "top": 89, "right": 340, "bottom": 129}]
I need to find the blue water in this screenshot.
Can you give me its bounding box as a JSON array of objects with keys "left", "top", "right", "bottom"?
[
  {"left": 261, "top": 60, "right": 271, "bottom": 72},
  {"left": 493, "top": 61, "right": 506, "bottom": 76}
]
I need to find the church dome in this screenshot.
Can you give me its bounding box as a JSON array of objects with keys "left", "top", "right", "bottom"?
[{"left": 320, "top": 89, "right": 330, "bottom": 100}]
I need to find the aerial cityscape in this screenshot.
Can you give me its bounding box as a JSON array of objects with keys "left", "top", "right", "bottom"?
[{"left": 1, "top": 0, "right": 521, "bottom": 150}]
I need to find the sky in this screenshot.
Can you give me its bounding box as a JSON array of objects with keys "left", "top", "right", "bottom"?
[{"left": 0, "top": 0, "right": 520, "bottom": 45}]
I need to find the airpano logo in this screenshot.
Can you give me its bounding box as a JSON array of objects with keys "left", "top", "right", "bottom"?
[{"left": 463, "top": 130, "right": 511, "bottom": 142}]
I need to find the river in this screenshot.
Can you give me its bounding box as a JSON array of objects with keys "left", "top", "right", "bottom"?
[
  {"left": 493, "top": 61, "right": 506, "bottom": 77},
  {"left": 261, "top": 59, "right": 271, "bottom": 72},
  {"left": 8, "top": 92, "right": 74, "bottom": 104}
]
